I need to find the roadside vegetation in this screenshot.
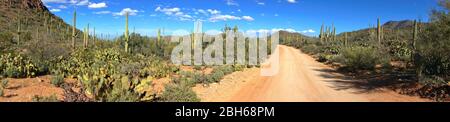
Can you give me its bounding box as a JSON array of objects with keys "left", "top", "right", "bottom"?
[{"left": 281, "top": 0, "right": 450, "bottom": 101}]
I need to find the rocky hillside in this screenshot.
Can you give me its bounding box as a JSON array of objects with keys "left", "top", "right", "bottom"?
[
  {"left": 383, "top": 20, "right": 416, "bottom": 30},
  {"left": 0, "top": 0, "right": 84, "bottom": 58}
]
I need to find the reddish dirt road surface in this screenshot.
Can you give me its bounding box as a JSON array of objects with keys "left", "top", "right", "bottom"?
[{"left": 194, "top": 45, "right": 428, "bottom": 102}]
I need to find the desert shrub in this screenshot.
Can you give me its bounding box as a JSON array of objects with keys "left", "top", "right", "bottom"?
[
  {"left": 233, "top": 65, "right": 245, "bottom": 71},
  {"left": 337, "top": 46, "right": 389, "bottom": 70},
  {"left": 415, "top": 1, "right": 450, "bottom": 83},
  {"left": 301, "top": 44, "right": 322, "bottom": 54},
  {"left": 32, "top": 95, "right": 59, "bottom": 102},
  {"left": 51, "top": 74, "right": 64, "bottom": 87},
  {"left": 0, "top": 32, "right": 14, "bottom": 52},
  {"left": 0, "top": 79, "right": 7, "bottom": 97},
  {"left": 159, "top": 83, "right": 200, "bottom": 102},
  {"left": 0, "top": 53, "right": 39, "bottom": 78},
  {"left": 385, "top": 39, "right": 412, "bottom": 61},
  {"left": 173, "top": 71, "right": 206, "bottom": 86},
  {"left": 317, "top": 53, "right": 333, "bottom": 62},
  {"left": 193, "top": 65, "right": 202, "bottom": 70},
  {"left": 205, "top": 66, "right": 234, "bottom": 83}
]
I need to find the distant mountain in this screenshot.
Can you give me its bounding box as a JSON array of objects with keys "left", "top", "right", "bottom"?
[{"left": 382, "top": 20, "right": 416, "bottom": 30}]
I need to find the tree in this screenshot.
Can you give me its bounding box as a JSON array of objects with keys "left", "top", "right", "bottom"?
[{"left": 415, "top": 0, "right": 450, "bottom": 82}]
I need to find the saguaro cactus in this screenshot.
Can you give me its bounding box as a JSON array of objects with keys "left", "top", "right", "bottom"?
[
  {"left": 377, "top": 17, "right": 381, "bottom": 46},
  {"left": 83, "top": 27, "right": 87, "bottom": 49},
  {"left": 157, "top": 28, "right": 162, "bottom": 48},
  {"left": 86, "top": 24, "right": 89, "bottom": 48},
  {"left": 124, "top": 12, "right": 130, "bottom": 53},
  {"left": 17, "top": 17, "right": 21, "bottom": 45},
  {"left": 413, "top": 20, "right": 418, "bottom": 49},
  {"left": 344, "top": 32, "right": 348, "bottom": 46},
  {"left": 331, "top": 26, "right": 336, "bottom": 41},
  {"left": 93, "top": 27, "right": 96, "bottom": 46},
  {"left": 72, "top": 10, "right": 77, "bottom": 50},
  {"left": 319, "top": 24, "right": 324, "bottom": 42}
]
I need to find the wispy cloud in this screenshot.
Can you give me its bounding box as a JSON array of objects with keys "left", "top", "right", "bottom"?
[
  {"left": 155, "top": 7, "right": 193, "bottom": 21},
  {"left": 287, "top": 0, "right": 297, "bottom": 3},
  {"left": 209, "top": 15, "right": 255, "bottom": 22},
  {"left": 242, "top": 16, "right": 255, "bottom": 21},
  {"left": 301, "top": 29, "right": 315, "bottom": 33},
  {"left": 58, "top": 5, "right": 67, "bottom": 9},
  {"left": 94, "top": 11, "right": 111, "bottom": 14},
  {"left": 209, "top": 14, "right": 241, "bottom": 22},
  {"left": 50, "top": 8, "right": 61, "bottom": 12},
  {"left": 256, "top": 0, "right": 265, "bottom": 5},
  {"left": 113, "top": 8, "right": 140, "bottom": 16},
  {"left": 226, "top": 0, "right": 239, "bottom": 6},
  {"left": 207, "top": 9, "right": 221, "bottom": 15}
]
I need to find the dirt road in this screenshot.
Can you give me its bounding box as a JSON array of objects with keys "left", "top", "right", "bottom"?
[{"left": 194, "top": 45, "right": 427, "bottom": 102}]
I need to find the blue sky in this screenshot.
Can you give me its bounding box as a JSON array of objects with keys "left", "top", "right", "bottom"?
[{"left": 42, "top": 0, "right": 440, "bottom": 37}]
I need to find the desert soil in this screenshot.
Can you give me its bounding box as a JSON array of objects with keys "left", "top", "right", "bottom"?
[{"left": 193, "top": 45, "right": 429, "bottom": 102}]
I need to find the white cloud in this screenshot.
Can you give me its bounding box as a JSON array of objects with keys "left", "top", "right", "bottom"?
[
  {"left": 155, "top": 7, "right": 192, "bottom": 21},
  {"left": 226, "top": 0, "right": 239, "bottom": 6},
  {"left": 301, "top": 29, "right": 315, "bottom": 33},
  {"left": 76, "top": 0, "right": 89, "bottom": 6},
  {"left": 50, "top": 9, "right": 61, "bottom": 12},
  {"left": 88, "top": 2, "right": 107, "bottom": 9},
  {"left": 207, "top": 9, "right": 221, "bottom": 15},
  {"left": 209, "top": 14, "right": 256, "bottom": 22},
  {"left": 242, "top": 16, "right": 255, "bottom": 21},
  {"left": 256, "top": 0, "right": 265, "bottom": 5},
  {"left": 94, "top": 11, "right": 111, "bottom": 14},
  {"left": 155, "top": 7, "right": 181, "bottom": 15},
  {"left": 197, "top": 9, "right": 208, "bottom": 15},
  {"left": 287, "top": 0, "right": 297, "bottom": 3},
  {"left": 209, "top": 15, "right": 241, "bottom": 22},
  {"left": 113, "top": 8, "right": 139, "bottom": 16},
  {"left": 58, "top": 5, "right": 67, "bottom": 9}
]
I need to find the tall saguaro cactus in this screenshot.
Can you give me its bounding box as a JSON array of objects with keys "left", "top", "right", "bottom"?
[
  {"left": 413, "top": 20, "right": 418, "bottom": 50},
  {"left": 377, "top": 17, "right": 382, "bottom": 47},
  {"left": 93, "top": 27, "right": 96, "bottom": 47},
  {"left": 124, "top": 12, "right": 130, "bottom": 53},
  {"left": 17, "top": 17, "right": 21, "bottom": 45},
  {"left": 319, "top": 24, "right": 324, "bottom": 42},
  {"left": 344, "top": 32, "right": 348, "bottom": 46},
  {"left": 83, "top": 27, "right": 87, "bottom": 49},
  {"left": 157, "top": 28, "right": 162, "bottom": 48},
  {"left": 86, "top": 24, "right": 89, "bottom": 49},
  {"left": 72, "top": 10, "right": 77, "bottom": 50},
  {"left": 331, "top": 26, "right": 336, "bottom": 41}
]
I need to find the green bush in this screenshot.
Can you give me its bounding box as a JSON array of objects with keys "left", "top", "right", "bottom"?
[
  {"left": 0, "top": 79, "right": 6, "bottom": 97},
  {"left": 0, "top": 53, "right": 39, "bottom": 78},
  {"left": 317, "top": 53, "right": 333, "bottom": 62},
  {"left": 301, "top": 44, "right": 322, "bottom": 54},
  {"left": 51, "top": 74, "right": 64, "bottom": 87},
  {"left": 32, "top": 95, "right": 59, "bottom": 102},
  {"left": 338, "top": 46, "right": 388, "bottom": 70},
  {"left": 415, "top": 1, "right": 450, "bottom": 82},
  {"left": 159, "top": 83, "right": 200, "bottom": 102}
]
